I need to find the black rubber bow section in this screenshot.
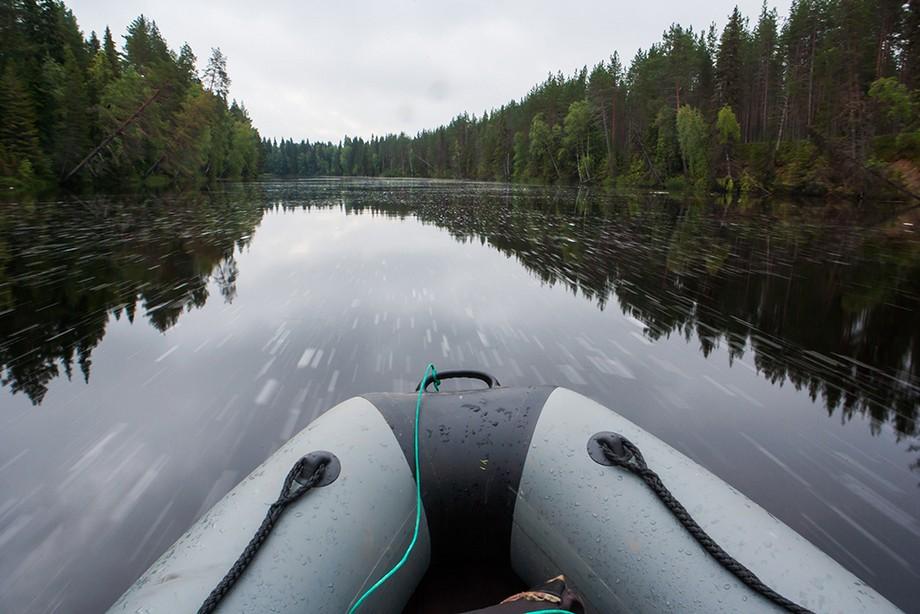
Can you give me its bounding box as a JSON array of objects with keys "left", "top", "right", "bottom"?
[
  {"left": 197, "top": 456, "right": 327, "bottom": 614},
  {"left": 597, "top": 433, "right": 814, "bottom": 614}
]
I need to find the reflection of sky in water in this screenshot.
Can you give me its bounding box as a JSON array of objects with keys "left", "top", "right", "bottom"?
[{"left": 0, "top": 186, "right": 919, "bottom": 612}]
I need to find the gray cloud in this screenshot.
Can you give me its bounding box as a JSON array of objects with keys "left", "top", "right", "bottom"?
[{"left": 72, "top": 0, "right": 776, "bottom": 142}]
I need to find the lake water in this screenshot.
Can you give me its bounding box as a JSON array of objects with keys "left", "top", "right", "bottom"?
[{"left": 1, "top": 178, "right": 918, "bottom": 613}]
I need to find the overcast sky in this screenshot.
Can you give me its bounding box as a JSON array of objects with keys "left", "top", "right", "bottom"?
[{"left": 72, "top": 1, "right": 778, "bottom": 142}]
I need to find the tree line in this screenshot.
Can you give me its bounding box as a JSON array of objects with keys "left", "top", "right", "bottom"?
[
  {"left": 262, "top": 0, "right": 920, "bottom": 198},
  {"left": 0, "top": 0, "right": 261, "bottom": 190}
]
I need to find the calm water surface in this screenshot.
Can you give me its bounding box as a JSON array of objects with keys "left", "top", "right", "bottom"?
[{"left": 1, "top": 178, "right": 919, "bottom": 612}]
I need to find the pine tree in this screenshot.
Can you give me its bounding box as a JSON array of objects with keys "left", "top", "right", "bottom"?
[
  {"left": 203, "top": 47, "right": 230, "bottom": 99},
  {"left": 903, "top": 0, "right": 920, "bottom": 89},
  {"left": 586, "top": 57, "right": 619, "bottom": 176},
  {"left": 751, "top": 2, "right": 779, "bottom": 141}
]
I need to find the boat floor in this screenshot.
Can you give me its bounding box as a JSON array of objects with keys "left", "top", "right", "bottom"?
[{"left": 403, "top": 562, "right": 526, "bottom": 613}]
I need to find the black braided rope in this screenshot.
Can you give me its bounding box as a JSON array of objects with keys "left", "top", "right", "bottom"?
[
  {"left": 600, "top": 438, "right": 814, "bottom": 614},
  {"left": 198, "top": 457, "right": 326, "bottom": 614}
]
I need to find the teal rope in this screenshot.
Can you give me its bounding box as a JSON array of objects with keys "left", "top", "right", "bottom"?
[
  {"left": 348, "top": 363, "right": 439, "bottom": 613},
  {"left": 347, "top": 363, "right": 575, "bottom": 614}
]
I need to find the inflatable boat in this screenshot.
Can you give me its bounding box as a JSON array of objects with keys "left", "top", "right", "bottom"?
[{"left": 110, "top": 368, "right": 899, "bottom": 613}]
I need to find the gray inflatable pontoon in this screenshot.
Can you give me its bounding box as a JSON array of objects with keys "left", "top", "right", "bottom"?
[{"left": 110, "top": 373, "right": 900, "bottom": 613}]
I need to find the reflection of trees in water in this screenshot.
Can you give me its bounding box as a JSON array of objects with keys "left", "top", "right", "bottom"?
[
  {"left": 2, "top": 179, "right": 918, "bottom": 444},
  {"left": 0, "top": 189, "right": 263, "bottom": 405},
  {"left": 291, "top": 181, "right": 919, "bottom": 438},
  {"left": 214, "top": 256, "right": 240, "bottom": 304}
]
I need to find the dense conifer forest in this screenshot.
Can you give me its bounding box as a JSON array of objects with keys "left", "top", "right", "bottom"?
[
  {"left": 1, "top": 0, "right": 918, "bottom": 197},
  {"left": 0, "top": 1, "right": 261, "bottom": 190},
  {"left": 262, "top": 0, "right": 920, "bottom": 199}
]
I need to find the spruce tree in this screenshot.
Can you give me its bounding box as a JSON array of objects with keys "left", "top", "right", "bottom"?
[
  {"left": 55, "top": 48, "right": 90, "bottom": 177},
  {"left": 102, "top": 26, "right": 120, "bottom": 77},
  {"left": 124, "top": 16, "right": 170, "bottom": 75},
  {"left": 88, "top": 31, "right": 100, "bottom": 54},
  {"left": 0, "top": 65, "right": 43, "bottom": 170},
  {"left": 177, "top": 43, "right": 198, "bottom": 85}
]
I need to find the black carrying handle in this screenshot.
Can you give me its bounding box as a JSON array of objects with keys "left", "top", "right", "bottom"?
[{"left": 416, "top": 369, "right": 501, "bottom": 391}]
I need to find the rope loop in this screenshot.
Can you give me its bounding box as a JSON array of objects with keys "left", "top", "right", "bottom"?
[
  {"left": 278, "top": 458, "right": 326, "bottom": 504},
  {"left": 420, "top": 364, "right": 441, "bottom": 392}
]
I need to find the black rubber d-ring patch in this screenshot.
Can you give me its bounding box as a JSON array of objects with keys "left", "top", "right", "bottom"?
[
  {"left": 295, "top": 450, "right": 341, "bottom": 487},
  {"left": 587, "top": 431, "right": 629, "bottom": 467}
]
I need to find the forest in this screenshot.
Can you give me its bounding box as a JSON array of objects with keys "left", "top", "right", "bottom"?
[
  {"left": 1, "top": 0, "right": 918, "bottom": 198},
  {"left": 0, "top": 0, "right": 261, "bottom": 190},
  {"left": 262, "top": 0, "right": 920, "bottom": 199}
]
